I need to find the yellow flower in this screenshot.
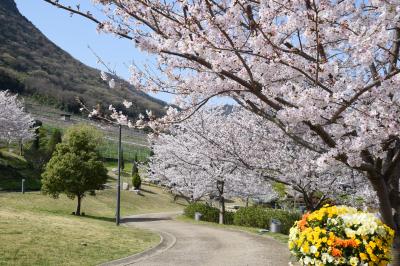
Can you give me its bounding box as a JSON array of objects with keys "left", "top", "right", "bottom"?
[
  {"left": 301, "top": 242, "right": 310, "bottom": 254},
  {"left": 369, "top": 253, "right": 378, "bottom": 263},
  {"left": 369, "top": 241, "right": 376, "bottom": 249},
  {"left": 375, "top": 239, "right": 382, "bottom": 248},
  {"left": 366, "top": 246, "right": 374, "bottom": 256},
  {"left": 360, "top": 253, "right": 368, "bottom": 261}
]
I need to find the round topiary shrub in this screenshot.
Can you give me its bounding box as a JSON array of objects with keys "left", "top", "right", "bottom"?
[{"left": 288, "top": 205, "right": 394, "bottom": 265}]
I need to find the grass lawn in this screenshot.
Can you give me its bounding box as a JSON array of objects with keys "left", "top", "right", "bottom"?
[
  {"left": 0, "top": 184, "right": 185, "bottom": 266},
  {"left": 104, "top": 161, "right": 149, "bottom": 182},
  {"left": 176, "top": 215, "right": 289, "bottom": 244}
]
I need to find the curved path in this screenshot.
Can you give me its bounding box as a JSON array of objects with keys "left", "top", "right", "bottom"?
[{"left": 104, "top": 212, "right": 292, "bottom": 266}]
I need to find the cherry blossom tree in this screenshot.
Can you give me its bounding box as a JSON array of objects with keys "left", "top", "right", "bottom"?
[
  {"left": 150, "top": 107, "right": 373, "bottom": 222},
  {"left": 0, "top": 90, "right": 35, "bottom": 145},
  {"left": 43, "top": 0, "right": 400, "bottom": 254},
  {"left": 149, "top": 109, "right": 275, "bottom": 224}
]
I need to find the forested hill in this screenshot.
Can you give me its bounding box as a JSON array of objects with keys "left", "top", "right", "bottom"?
[{"left": 0, "top": 0, "right": 166, "bottom": 118}]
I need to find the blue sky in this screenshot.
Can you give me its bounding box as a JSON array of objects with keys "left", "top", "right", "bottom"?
[
  {"left": 15, "top": 0, "right": 234, "bottom": 106},
  {"left": 15, "top": 0, "right": 173, "bottom": 103}
]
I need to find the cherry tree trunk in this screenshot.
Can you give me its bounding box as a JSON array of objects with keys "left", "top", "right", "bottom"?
[
  {"left": 219, "top": 196, "right": 225, "bottom": 225},
  {"left": 371, "top": 175, "right": 400, "bottom": 265},
  {"left": 76, "top": 196, "right": 82, "bottom": 216},
  {"left": 217, "top": 180, "right": 225, "bottom": 224}
]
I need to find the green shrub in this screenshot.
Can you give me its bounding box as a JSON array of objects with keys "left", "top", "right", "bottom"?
[
  {"left": 224, "top": 211, "right": 235, "bottom": 225},
  {"left": 184, "top": 203, "right": 235, "bottom": 224},
  {"left": 233, "top": 206, "right": 300, "bottom": 234},
  {"left": 233, "top": 206, "right": 270, "bottom": 228},
  {"left": 266, "top": 208, "right": 301, "bottom": 234},
  {"left": 131, "top": 160, "right": 141, "bottom": 189},
  {"left": 184, "top": 203, "right": 219, "bottom": 223},
  {"left": 132, "top": 173, "right": 141, "bottom": 189}
]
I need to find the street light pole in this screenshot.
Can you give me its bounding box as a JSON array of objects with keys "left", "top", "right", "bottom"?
[{"left": 116, "top": 124, "right": 122, "bottom": 226}]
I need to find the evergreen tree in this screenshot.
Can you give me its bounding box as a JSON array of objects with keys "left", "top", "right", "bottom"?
[
  {"left": 41, "top": 125, "right": 108, "bottom": 215},
  {"left": 131, "top": 156, "right": 141, "bottom": 190}
]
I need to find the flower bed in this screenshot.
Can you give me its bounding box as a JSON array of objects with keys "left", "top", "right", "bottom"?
[{"left": 288, "top": 205, "right": 395, "bottom": 265}]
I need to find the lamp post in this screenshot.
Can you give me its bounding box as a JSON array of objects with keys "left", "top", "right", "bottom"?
[{"left": 116, "top": 124, "right": 122, "bottom": 226}]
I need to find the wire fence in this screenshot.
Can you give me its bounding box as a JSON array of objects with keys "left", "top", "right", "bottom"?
[{"left": 98, "top": 139, "right": 150, "bottom": 162}]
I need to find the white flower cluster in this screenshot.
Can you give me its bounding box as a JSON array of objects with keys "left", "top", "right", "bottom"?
[{"left": 341, "top": 213, "right": 382, "bottom": 237}]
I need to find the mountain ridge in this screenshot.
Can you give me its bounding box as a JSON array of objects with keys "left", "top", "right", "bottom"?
[
  {"left": 0, "top": 0, "right": 166, "bottom": 118},
  {"left": 1, "top": 0, "right": 18, "bottom": 13}
]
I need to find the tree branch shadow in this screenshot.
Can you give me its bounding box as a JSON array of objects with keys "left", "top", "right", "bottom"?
[
  {"left": 82, "top": 214, "right": 115, "bottom": 223},
  {"left": 121, "top": 217, "right": 172, "bottom": 223},
  {"left": 140, "top": 188, "right": 157, "bottom": 195}
]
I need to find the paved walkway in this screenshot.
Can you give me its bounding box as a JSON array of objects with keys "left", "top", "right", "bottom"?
[{"left": 103, "top": 212, "right": 292, "bottom": 266}]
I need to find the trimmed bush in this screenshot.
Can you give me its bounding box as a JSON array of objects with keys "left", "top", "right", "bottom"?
[
  {"left": 131, "top": 160, "right": 141, "bottom": 189},
  {"left": 184, "top": 203, "right": 235, "bottom": 224},
  {"left": 184, "top": 203, "right": 219, "bottom": 223},
  {"left": 183, "top": 203, "right": 298, "bottom": 232},
  {"left": 233, "top": 206, "right": 270, "bottom": 228},
  {"left": 224, "top": 211, "right": 235, "bottom": 225},
  {"left": 233, "top": 206, "right": 300, "bottom": 234},
  {"left": 132, "top": 173, "right": 141, "bottom": 189}
]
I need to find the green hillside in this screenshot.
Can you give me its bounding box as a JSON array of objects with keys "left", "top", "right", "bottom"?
[{"left": 0, "top": 0, "right": 166, "bottom": 118}]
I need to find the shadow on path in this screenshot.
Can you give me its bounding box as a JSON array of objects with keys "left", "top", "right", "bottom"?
[{"left": 122, "top": 217, "right": 172, "bottom": 223}]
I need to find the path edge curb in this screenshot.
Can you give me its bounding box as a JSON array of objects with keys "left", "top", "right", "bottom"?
[{"left": 98, "top": 227, "right": 176, "bottom": 266}]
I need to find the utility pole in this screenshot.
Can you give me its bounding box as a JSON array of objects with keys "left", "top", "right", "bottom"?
[{"left": 116, "top": 124, "right": 122, "bottom": 226}]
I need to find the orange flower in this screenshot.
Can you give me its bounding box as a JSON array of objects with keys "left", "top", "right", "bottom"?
[
  {"left": 346, "top": 239, "right": 359, "bottom": 248},
  {"left": 298, "top": 212, "right": 310, "bottom": 231},
  {"left": 334, "top": 238, "right": 359, "bottom": 248},
  {"left": 331, "top": 248, "right": 342, "bottom": 257},
  {"left": 334, "top": 238, "right": 343, "bottom": 247}
]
